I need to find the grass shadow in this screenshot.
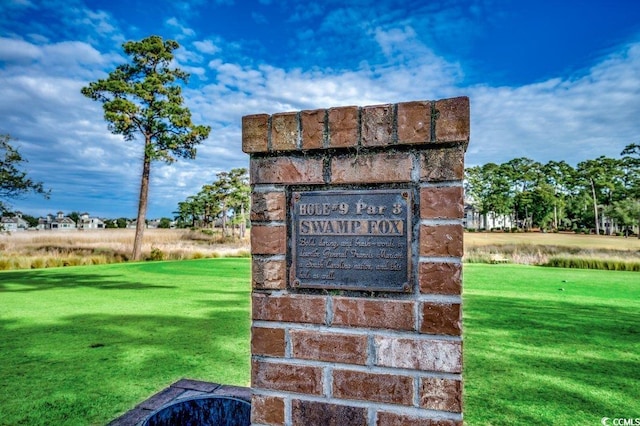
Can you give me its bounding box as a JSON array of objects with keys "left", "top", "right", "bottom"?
[
  {"left": 464, "top": 294, "right": 640, "bottom": 425},
  {"left": 0, "top": 270, "right": 175, "bottom": 292}
]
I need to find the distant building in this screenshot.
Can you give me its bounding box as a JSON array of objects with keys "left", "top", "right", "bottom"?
[
  {"left": 77, "top": 212, "right": 105, "bottom": 230},
  {"left": 0, "top": 211, "right": 29, "bottom": 231},
  {"left": 38, "top": 211, "right": 76, "bottom": 230},
  {"left": 464, "top": 203, "right": 513, "bottom": 230}
]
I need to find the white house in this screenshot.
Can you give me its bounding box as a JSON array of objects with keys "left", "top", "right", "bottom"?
[
  {"left": 464, "top": 203, "right": 514, "bottom": 230},
  {"left": 77, "top": 213, "right": 105, "bottom": 230},
  {"left": 38, "top": 211, "right": 76, "bottom": 230},
  {"left": 0, "top": 212, "right": 29, "bottom": 231}
]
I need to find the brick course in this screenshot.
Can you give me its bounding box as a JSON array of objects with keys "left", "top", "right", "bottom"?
[
  {"left": 251, "top": 394, "right": 285, "bottom": 425},
  {"left": 251, "top": 192, "right": 286, "bottom": 222},
  {"left": 420, "top": 186, "right": 464, "bottom": 219},
  {"left": 292, "top": 400, "right": 367, "bottom": 426},
  {"left": 418, "top": 262, "right": 462, "bottom": 295},
  {"left": 290, "top": 330, "right": 368, "bottom": 365},
  {"left": 332, "top": 298, "right": 415, "bottom": 331},
  {"left": 420, "top": 377, "right": 463, "bottom": 412},
  {"left": 252, "top": 293, "right": 326, "bottom": 324},
  {"left": 251, "top": 225, "right": 286, "bottom": 255},
  {"left": 420, "top": 224, "right": 464, "bottom": 257},
  {"left": 252, "top": 360, "right": 323, "bottom": 395},
  {"left": 251, "top": 326, "right": 286, "bottom": 357},
  {"left": 252, "top": 258, "right": 286, "bottom": 290},
  {"left": 421, "top": 303, "right": 462, "bottom": 336},
  {"left": 271, "top": 112, "right": 298, "bottom": 151},
  {"left": 331, "top": 152, "right": 413, "bottom": 184},
  {"left": 332, "top": 370, "right": 414, "bottom": 405},
  {"left": 377, "top": 412, "right": 462, "bottom": 426}
]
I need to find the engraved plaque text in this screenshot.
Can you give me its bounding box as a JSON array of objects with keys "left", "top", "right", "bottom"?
[{"left": 291, "top": 189, "right": 411, "bottom": 292}]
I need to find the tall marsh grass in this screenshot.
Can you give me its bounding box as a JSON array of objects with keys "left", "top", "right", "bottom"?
[
  {"left": 464, "top": 233, "right": 640, "bottom": 271},
  {"left": 0, "top": 229, "right": 249, "bottom": 271}
]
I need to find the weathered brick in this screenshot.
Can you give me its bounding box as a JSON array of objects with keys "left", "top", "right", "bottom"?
[
  {"left": 252, "top": 360, "right": 323, "bottom": 395},
  {"left": 301, "top": 109, "right": 325, "bottom": 150},
  {"left": 421, "top": 303, "right": 462, "bottom": 336},
  {"left": 375, "top": 337, "right": 462, "bottom": 373},
  {"left": 333, "top": 370, "right": 413, "bottom": 405},
  {"left": 292, "top": 400, "right": 367, "bottom": 426},
  {"left": 252, "top": 394, "right": 285, "bottom": 425},
  {"left": 420, "top": 186, "right": 464, "bottom": 219},
  {"left": 252, "top": 293, "right": 326, "bottom": 324},
  {"left": 419, "top": 145, "right": 465, "bottom": 182},
  {"left": 420, "top": 377, "right": 463, "bottom": 413},
  {"left": 397, "top": 100, "right": 431, "bottom": 144},
  {"left": 251, "top": 191, "right": 286, "bottom": 222},
  {"left": 420, "top": 225, "right": 463, "bottom": 258},
  {"left": 328, "top": 106, "right": 359, "bottom": 148},
  {"left": 251, "top": 225, "right": 286, "bottom": 255},
  {"left": 331, "top": 152, "right": 412, "bottom": 184},
  {"left": 242, "top": 114, "right": 269, "bottom": 153},
  {"left": 271, "top": 112, "right": 298, "bottom": 151},
  {"left": 434, "top": 97, "right": 469, "bottom": 143},
  {"left": 250, "top": 156, "right": 324, "bottom": 185},
  {"left": 332, "top": 297, "right": 415, "bottom": 331},
  {"left": 251, "top": 326, "right": 285, "bottom": 357},
  {"left": 377, "top": 412, "right": 462, "bottom": 426},
  {"left": 419, "top": 262, "right": 462, "bottom": 295},
  {"left": 252, "top": 258, "right": 286, "bottom": 290},
  {"left": 362, "top": 104, "right": 394, "bottom": 147},
  {"left": 290, "top": 330, "right": 368, "bottom": 365}
]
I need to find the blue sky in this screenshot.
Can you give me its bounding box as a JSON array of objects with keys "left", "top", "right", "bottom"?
[{"left": 1, "top": 0, "right": 639, "bottom": 219}]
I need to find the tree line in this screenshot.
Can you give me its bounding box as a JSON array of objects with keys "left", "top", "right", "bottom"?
[
  {"left": 173, "top": 168, "right": 250, "bottom": 239},
  {"left": 464, "top": 144, "right": 640, "bottom": 235}
]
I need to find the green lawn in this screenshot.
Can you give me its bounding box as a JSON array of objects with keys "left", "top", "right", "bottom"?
[
  {"left": 0, "top": 259, "right": 251, "bottom": 425},
  {"left": 1, "top": 260, "right": 638, "bottom": 425},
  {"left": 463, "top": 264, "right": 640, "bottom": 425}
]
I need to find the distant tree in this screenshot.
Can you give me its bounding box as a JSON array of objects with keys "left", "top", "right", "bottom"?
[
  {"left": 465, "top": 163, "right": 512, "bottom": 228},
  {"left": 620, "top": 143, "right": 640, "bottom": 200},
  {"left": 174, "top": 198, "right": 201, "bottom": 228},
  {"left": 20, "top": 213, "right": 39, "bottom": 228},
  {"left": 576, "top": 157, "right": 624, "bottom": 234},
  {"left": 606, "top": 199, "right": 640, "bottom": 237},
  {"left": 81, "top": 35, "right": 210, "bottom": 260},
  {"left": 68, "top": 211, "right": 80, "bottom": 224},
  {"left": 116, "top": 217, "right": 129, "bottom": 229},
  {"left": 158, "top": 217, "right": 172, "bottom": 228},
  {"left": 541, "top": 160, "right": 575, "bottom": 229},
  {"left": 0, "top": 134, "right": 49, "bottom": 212},
  {"left": 175, "top": 168, "right": 250, "bottom": 238},
  {"left": 226, "top": 168, "right": 250, "bottom": 238}
]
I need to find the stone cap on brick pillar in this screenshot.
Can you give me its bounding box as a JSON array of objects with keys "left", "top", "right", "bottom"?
[{"left": 242, "top": 97, "right": 469, "bottom": 153}]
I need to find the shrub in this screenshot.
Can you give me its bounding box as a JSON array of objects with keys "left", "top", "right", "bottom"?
[
  {"left": 148, "top": 247, "right": 165, "bottom": 261},
  {"left": 0, "top": 259, "right": 10, "bottom": 270},
  {"left": 544, "top": 257, "right": 640, "bottom": 272}
]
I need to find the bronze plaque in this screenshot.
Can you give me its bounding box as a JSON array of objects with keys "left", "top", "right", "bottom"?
[{"left": 291, "top": 189, "right": 412, "bottom": 292}]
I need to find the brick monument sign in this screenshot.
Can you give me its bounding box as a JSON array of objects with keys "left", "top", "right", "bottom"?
[{"left": 243, "top": 97, "right": 469, "bottom": 426}]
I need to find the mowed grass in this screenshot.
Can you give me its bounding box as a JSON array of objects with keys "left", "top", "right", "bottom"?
[
  {"left": 0, "top": 258, "right": 251, "bottom": 425},
  {"left": 464, "top": 264, "right": 640, "bottom": 425},
  {"left": 1, "top": 259, "right": 638, "bottom": 425}
]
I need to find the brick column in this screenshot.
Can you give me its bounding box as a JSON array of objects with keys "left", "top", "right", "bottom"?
[{"left": 244, "top": 97, "right": 469, "bottom": 426}]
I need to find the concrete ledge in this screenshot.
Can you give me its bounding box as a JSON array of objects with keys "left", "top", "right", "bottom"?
[{"left": 108, "top": 379, "right": 251, "bottom": 426}]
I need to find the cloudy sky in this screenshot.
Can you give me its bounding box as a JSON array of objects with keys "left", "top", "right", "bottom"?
[{"left": 1, "top": 0, "right": 639, "bottom": 219}]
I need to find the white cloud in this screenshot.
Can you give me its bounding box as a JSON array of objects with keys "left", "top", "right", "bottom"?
[
  {"left": 193, "top": 39, "right": 220, "bottom": 55},
  {"left": 166, "top": 17, "right": 196, "bottom": 39},
  {"left": 467, "top": 41, "right": 640, "bottom": 166},
  {"left": 0, "top": 37, "right": 42, "bottom": 62}
]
